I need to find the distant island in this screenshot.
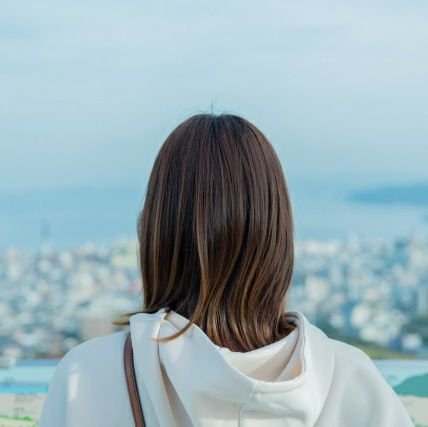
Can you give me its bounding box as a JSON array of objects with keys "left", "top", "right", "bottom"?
[{"left": 348, "top": 181, "right": 428, "bottom": 207}]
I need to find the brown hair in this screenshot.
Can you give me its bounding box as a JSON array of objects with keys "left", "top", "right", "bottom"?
[{"left": 113, "top": 113, "right": 295, "bottom": 351}]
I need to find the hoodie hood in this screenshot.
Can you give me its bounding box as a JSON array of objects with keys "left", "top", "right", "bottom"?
[{"left": 129, "top": 308, "right": 335, "bottom": 427}]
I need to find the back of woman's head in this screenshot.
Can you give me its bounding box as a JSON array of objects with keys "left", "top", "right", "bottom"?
[{"left": 116, "top": 113, "right": 295, "bottom": 352}]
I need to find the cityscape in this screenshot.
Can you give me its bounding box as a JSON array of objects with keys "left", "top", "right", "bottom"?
[
  {"left": 1, "top": 232, "right": 428, "bottom": 360},
  {"left": 2, "top": 0, "right": 428, "bottom": 424}
]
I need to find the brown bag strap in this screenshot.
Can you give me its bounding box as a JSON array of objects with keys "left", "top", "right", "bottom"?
[{"left": 124, "top": 331, "right": 146, "bottom": 427}]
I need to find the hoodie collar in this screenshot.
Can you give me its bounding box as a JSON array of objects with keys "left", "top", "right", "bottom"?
[{"left": 129, "top": 308, "right": 335, "bottom": 427}]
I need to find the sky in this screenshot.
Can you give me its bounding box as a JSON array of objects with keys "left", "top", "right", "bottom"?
[{"left": 1, "top": 0, "right": 428, "bottom": 193}]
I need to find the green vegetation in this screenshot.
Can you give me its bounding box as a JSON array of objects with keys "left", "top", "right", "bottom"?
[
  {"left": 318, "top": 321, "right": 419, "bottom": 359},
  {"left": 352, "top": 342, "right": 418, "bottom": 360},
  {"left": 0, "top": 414, "right": 37, "bottom": 427}
]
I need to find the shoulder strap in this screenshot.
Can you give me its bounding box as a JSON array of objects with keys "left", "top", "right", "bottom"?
[{"left": 124, "top": 331, "right": 146, "bottom": 427}]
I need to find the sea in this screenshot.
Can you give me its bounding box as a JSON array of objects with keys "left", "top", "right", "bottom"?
[{"left": 1, "top": 180, "right": 428, "bottom": 252}]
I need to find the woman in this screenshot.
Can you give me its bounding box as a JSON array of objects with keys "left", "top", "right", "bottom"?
[{"left": 39, "top": 113, "right": 413, "bottom": 427}]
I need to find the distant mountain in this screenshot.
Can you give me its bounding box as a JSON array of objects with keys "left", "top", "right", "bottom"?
[
  {"left": 393, "top": 373, "right": 428, "bottom": 397},
  {"left": 348, "top": 182, "right": 428, "bottom": 206}
]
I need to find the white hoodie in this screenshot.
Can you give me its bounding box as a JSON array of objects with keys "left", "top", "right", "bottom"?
[{"left": 39, "top": 308, "right": 414, "bottom": 427}]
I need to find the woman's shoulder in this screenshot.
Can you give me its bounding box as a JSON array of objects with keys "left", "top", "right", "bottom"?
[
  {"left": 39, "top": 330, "right": 131, "bottom": 427},
  {"left": 317, "top": 337, "right": 413, "bottom": 426},
  {"left": 63, "top": 329, "right": 128, "bottom": 362},
  {"left": 52, "top": 329, "right": 129, "bottom": 382},
  {"left": 326, "top": 336, "right": 389, "bottom": 386},
  {"left": 328, "top": 336, "right": 374, "bottom": 366}
]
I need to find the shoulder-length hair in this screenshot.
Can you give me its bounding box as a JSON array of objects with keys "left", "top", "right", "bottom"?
[{"left": 114, "top": 113, "right": 295, "bottom": 351}]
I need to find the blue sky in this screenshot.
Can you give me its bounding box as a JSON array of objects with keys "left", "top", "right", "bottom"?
[{"left": 2, "top": 0, "right": 428, "bottom": 192}]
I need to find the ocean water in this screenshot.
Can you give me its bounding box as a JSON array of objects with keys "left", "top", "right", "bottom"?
[
  {"left": 0, "top": 183, "right": 427, "bottom": 252},
  {"left": 374, "top": 359, "right": 428, "bottom": 387},
  {"left": 0, "top": 187, "right": 143, "bottom": 251},
  {"left": 0, "top": 360, "right": 55, "bottom": 394}
]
